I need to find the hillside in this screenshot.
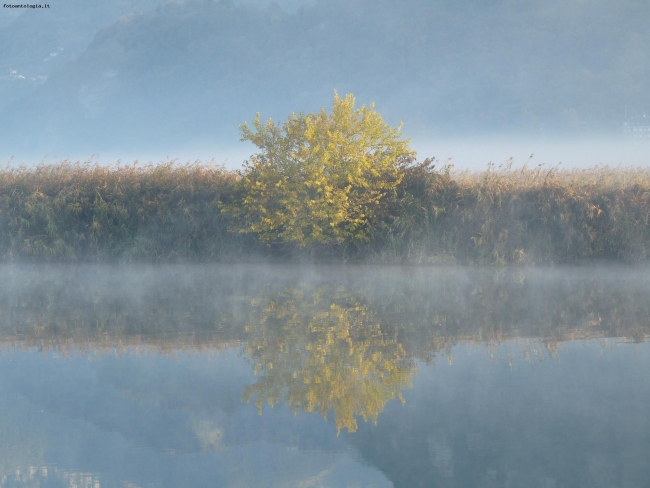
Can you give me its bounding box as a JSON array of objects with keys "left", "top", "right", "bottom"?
[{"left": 1, "top": 0, "right": 648, "bottom": 156}]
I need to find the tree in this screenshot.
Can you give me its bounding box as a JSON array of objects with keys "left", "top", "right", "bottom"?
[{"left": 230, "top": 92, "right": 415, "bottom": 249}]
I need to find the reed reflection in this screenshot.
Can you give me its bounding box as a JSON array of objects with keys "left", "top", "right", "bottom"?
[
  {"left": 0, "top": 264, "right": 649, "bottom": 436},
  {"left": 0, "top": 265, "right": 649, "bottom": 487},
  {"left": 1, "top": 265, "right": 649, "bottom": 356},
  {"left": 242, "top": 286, "right": 414, "bottom": 433}
]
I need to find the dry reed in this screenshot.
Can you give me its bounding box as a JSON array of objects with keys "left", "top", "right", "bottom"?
[
  {"left": 0, "top": 160, "right": 257, "bottom": 261},
  {"left": 376, "top": 161, "right": 650, "bottom": 264},
  {"left": 1, "top": 160, "right": 649, "bottom": 264}
]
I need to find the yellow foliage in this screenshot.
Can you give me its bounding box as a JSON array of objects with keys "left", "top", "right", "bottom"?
[
  {"left": 230, "top": 92, "right": 415, "bottom": 247},
  {"left": 242, "top": 286, "right": 414, "bottom": 433}
]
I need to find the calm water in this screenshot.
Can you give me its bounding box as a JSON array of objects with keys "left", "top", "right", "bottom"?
[{"left": 0, "top": 264, "right": 648, "bottom": 487}]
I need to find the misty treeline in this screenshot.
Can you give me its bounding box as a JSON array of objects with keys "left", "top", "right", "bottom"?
[
  {"left": 2, "top": 0, "right": 649, "bottom": 152},
  {"left": 1, "top": 158, "right": 649, "bottom": 264}
]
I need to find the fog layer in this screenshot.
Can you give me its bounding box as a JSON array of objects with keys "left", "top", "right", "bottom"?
[{"left": 1, "top": 0, "right": 648, "bottom": 160}]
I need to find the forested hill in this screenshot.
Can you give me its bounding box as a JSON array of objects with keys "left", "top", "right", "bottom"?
[{"left": 1, "top": 0, "right": 648, "bottom": 156}]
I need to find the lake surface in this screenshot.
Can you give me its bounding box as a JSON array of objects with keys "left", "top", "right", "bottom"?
[{"left": 0, "top": 264, "right": 648, "bottom": 487}]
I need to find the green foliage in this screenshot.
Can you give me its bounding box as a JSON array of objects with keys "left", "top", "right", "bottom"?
[
  {"left": 226, "top": 92, "right": 415, "bottom": 250},
  {"left": 377, "top": 162, "right": 650, "bottom": 264},
  {"left": 0, "top": 158, "right": 649, "bottom": 264},
  {"left": 0, "top": 161, "right": 255, "bottom": 262}
]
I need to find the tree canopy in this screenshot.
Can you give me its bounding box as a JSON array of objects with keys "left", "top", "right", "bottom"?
[{"left": 231, "top": 92, "right": 415, "bottom": 249}]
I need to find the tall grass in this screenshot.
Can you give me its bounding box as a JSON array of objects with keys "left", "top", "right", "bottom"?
[
  {"left": 375, "top": 161, "right": 650, "bottom": 264},
  {"left": 0, "top": 161, "right": 259, "bottom": 262},
  {"left": 0, "top": 160, "right": 649, "bottom": 263}
]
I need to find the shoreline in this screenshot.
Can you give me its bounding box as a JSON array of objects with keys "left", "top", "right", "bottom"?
[{"left": 0, "top": 161, "right": 648, "bottom": 265}]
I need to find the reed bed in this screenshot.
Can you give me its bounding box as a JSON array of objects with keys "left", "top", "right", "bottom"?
[
  {"left": 376, "top": 161, "right": 650, "bottom": 264},
  {"left": 0, "top": 160, "right": 649, "bottom": 263},
  {"left": 0, "top": 161, "right": 259, "bottom": 262}
]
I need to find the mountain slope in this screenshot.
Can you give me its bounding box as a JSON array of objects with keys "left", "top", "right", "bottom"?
[{"left": 2, "top": 0, "right": 648, "bottom": 156}]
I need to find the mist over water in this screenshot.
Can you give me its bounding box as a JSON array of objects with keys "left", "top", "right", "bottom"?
[
  {"left": 0, "top": 264, "right": 648, "bottom": 486},
  {"left": 3, "top": 135, "right": 648, "bottom": 172},
  {"left": 2, "top": 0, "right": 649, "bottom": 484}
]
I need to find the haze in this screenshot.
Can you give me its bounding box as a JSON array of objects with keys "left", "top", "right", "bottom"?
[{"left": 1, "top": 0, "right": 649, "bottom": 167}]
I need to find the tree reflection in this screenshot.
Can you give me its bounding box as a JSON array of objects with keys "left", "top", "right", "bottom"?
[{"left": 242, "top": 286, "right": 414, "bottom": 433}]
